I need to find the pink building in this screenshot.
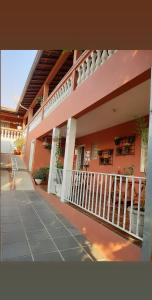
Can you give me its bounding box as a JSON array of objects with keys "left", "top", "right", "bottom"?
[{"left": 1, "top": 50, "right": 152, "bottom": 261}]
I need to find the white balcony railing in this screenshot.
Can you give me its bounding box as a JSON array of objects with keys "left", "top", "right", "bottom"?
[
  {"left": 28, "top": 111, "right": 42, "bottom": 132},
  {"left": 0, "top": 127, "right": 23, "bottom": 140},
  {"left": 27, "top": 50, "right": 117, "bottom": 131},
  {"left": 76, "top": 50, "right": 117, "bottom": 86},
  {"left": 61, "top": 170, "right": 146, "bottom": 240},
  {"left": 43, "top": 77, "right": 72, "bottom": 119}
]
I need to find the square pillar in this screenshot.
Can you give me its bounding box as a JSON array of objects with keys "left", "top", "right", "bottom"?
[
  {"left": 61, "top": 118, "right": 77, "bottom": 202},
  {"left": 47, "top": 127, "right": 60, "bottom": 194},
  {"left": 142, "top": 68, "right": 152, "bottom": 261},
  {"left": 43, "top": 83, "right": 49, "bottom": 102},
  {"left": 28, "top": 107, "right": 33, "bottom": 124}
]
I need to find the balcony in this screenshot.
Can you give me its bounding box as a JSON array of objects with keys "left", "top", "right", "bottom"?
[{"left": 27, "top": 50, "right": 117, "bottom": 133}]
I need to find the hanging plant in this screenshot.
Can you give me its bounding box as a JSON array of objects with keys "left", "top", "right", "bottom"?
[
  {"left": 136, "top": 117, "right": 149, "bottom": 145},
  {"left": 114, "top": 136, "right": 121, "bottom": 145},
  {"left": 36, "top": 96, "right": 43, "bottom": 106}
]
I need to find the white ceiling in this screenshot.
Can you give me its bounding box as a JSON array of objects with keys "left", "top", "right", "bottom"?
[{"left": 60, "top": 79, "right": 150, "bottom": 138}]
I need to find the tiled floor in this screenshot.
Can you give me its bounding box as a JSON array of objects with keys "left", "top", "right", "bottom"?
[{"left": 0, "top": 190, "right": 95, "bottom": 262}]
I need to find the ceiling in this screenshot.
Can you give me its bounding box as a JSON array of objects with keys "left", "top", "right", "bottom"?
[
  {"left": 17, "top": 50, "right": 74, "bottom": 116},
  {"left": 60, "top": 79, "right": 150, "bottom": 138}
]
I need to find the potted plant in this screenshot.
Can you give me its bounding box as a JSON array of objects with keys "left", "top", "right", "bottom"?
[
  {"left": 128, "top": 135, "right": 135, "bottom": 144},
  {"left": 36, "top": 96, "right": 43, "bottom": 106},
  {"left": 33, "top": 168, "right": 45, "bottom": 184},
  {"left": 127, "top": 182, "right": 146, "bottom": 238},
  {"left": 14, "top": 137, "right": 25, "bottom": 155},
  {"left": 123, "top": 143, "right": 130, "bottom": 154},
  {"left": 123, "top": 165, "right": 134, "bottom": 176},
  {"left": 114, "top": 136, "right": 121, "bottom": 145}
]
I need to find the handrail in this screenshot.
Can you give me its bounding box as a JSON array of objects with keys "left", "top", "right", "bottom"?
[
  {"left": 28, "top": 50, "right": 117, "bottom": 127},
  {"left": 28, "top": 50, "right": 92, "bottom": 125}
]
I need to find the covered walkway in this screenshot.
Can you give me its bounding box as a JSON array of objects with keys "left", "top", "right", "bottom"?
[{"left": 0, "top": 155, "right": 95, "bottom": 262}]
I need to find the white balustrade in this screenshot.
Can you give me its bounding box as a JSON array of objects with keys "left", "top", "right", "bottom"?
[
  {"left": 62, "top": 170, "right": 146, "bottom": 240},
  {"left": 76, "top": 50, "right": 117, "bottom": 86},
  {"left": 43, "top": 77, "right": 72, "bottom": 119},
  {"left": 1, "top": 127, "right": 23, "bottom": 140},
  {"left": 28, "top": 111, "right": 42, "bottom": 132}
]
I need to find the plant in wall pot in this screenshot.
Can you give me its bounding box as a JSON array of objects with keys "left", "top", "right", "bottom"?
[
  {"left": 128, "top": 135, "right": 135, "bottom": 144},
  {"left": 114, "top": 136, "right": 121, "bottom": 145},
  {"left": 123, "top": 143, "right": 130, "bottom": 154}
]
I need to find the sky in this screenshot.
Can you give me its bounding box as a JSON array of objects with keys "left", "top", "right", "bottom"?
[{"left": 1, "top": 50, "right": 37, "bottom": 110}]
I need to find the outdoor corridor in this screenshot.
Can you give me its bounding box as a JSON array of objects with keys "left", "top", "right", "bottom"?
[{"left": 0, "top": 154, "right": 95, "bottom": 262}]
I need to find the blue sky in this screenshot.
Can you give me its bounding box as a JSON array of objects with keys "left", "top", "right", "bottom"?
[{"left": 1, "top": 50, "right": 37, "bottom": 109}]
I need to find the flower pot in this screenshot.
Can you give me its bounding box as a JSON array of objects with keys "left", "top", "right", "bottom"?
[
  {"left": 35, "top": 179, "right": 43, "bottom": 185},
  {"left": 127, "top": 206, "right": 144, "bottom": 238}
]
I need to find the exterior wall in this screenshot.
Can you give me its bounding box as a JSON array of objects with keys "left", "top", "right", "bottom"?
[
  {"left": 32, "top": 139, "right": 51, "bottom": 172},
  {"left": 75, "top": 119, "right": 147, "bottom": 177},
  {"left": 24, "top": 50, "right": 152, "bottom": 167}
]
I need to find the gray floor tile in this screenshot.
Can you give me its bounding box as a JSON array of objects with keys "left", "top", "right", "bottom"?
[
  {"left": 46, "top": 226, "right": 71, "bottom": 238},
  {"left": 44, "top": 219, "right": 63, "bottom": 229},
  {"left": 3, "top": 255, "right": 33, "bottom": 262},
  {"left": 53, "top": 235, "right": 79, "bottom": 250},
  {"left": 23, "top": 221, "right": 44, "bottom": 232},
  {"left": 2, "top": 231, "right": 27, "bottom": 245},
  {"left": 26, "top": 229, "right": 50, "bottom": 242},
  {"left": 33, "top": 251, "right": 63, "bottom": 262},
  {"left": 61, "top": 247, "right": 93, "bottom": 262},
  {"left": 29, "top": 238, "right": 57, "bottom": 255},
  {"left": 2, "top": 241, "right": 31, "bottom": 259}
]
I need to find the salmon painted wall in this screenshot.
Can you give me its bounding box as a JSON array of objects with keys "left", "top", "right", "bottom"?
[
  {"left": 32, "top": 139, "right": 51, "bottom": 172},
  {"left": 75, "top": 119, "right": 148, "bottom": 177},
  {"left": 24, "top": 50, "right": 152, "bottom": 167}
]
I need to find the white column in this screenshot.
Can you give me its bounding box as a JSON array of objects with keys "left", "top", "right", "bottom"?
[
  {"left": 47, "top": 127, "right": 61, "bottom": 194},
  {"left": 142, "top": 68, "right": 152, "bottom": 261},
  {"left": 61, "top": 118, "right": 77, "bottom": 202}
]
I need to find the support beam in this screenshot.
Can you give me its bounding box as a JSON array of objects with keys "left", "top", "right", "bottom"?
[
  {"left": 48, "top": 128, "right": 60, "bottom": 194},
  {"left": 142, "top": 68, "right": 152, "bottom": 261},
  {"left": 61, "top": 118, "right": 77, "bottom": 202},
  {"left": 43, "top": 83, "right": 49, "bottom": 102},
  {"left": 27, "top": 107, "right": 33, "bottom": 123}
]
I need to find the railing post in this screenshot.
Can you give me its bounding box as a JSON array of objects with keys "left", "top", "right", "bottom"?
[
  {"left": 48, "top": 127, "right": 61, "bottom": 194},
  {"left": 142, "top": 68, "right": 152, "bottom": 261},
  {"left": 61, "top": 118, "right": 77, "bottom": 202}
]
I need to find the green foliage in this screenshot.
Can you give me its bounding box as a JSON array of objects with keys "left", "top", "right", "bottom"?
[
  {"left": 33, "top": 167, "right": 49, "bottom": 180},
  {"left": 36, "top": 96, "right": 43, "bottom": 105},
  {"left": 123, "top": 165, "right": 134, "bottom": 176},
  {"left": 14, "top": 137, "right": 25, "bottom": 150},
  {"left": 45, "top": 143, "right": 51, "bottom": 150},
  {"left": 55, "top": 135, "right": 64, "bottom": 168},
  {"left": 136, "top": 117, "right": 148, "bottom": 145}
]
